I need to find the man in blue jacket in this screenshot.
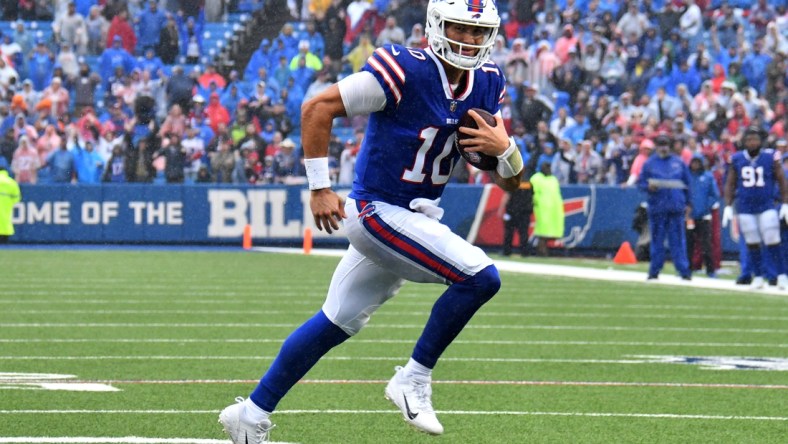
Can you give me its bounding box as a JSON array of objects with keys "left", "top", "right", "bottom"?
[
  {"left": 687, "top": 155, "right": 720, "bottom": 277},
  {"left": 638, "top": 134, "right": 692, "bottom": 280},
  {"left": 136, "top": 1, "right": 167, "bottom": 54}
]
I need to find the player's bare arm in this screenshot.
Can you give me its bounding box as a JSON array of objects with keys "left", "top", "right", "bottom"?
[
  {"left": 723, "top": 163, "right": 737, "bottom": 207},
  {"left": 302, "top": 84, "right": 347, "bottom": 233},
  {"left": 721, "top": 163, "right": 737, "bottom": 227},
  {"left": 773, "top": 159, "right": 788, "bottom": 204}
]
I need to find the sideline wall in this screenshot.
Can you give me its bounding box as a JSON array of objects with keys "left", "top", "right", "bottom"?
[{"left": 11, "top": 184, "right": 735, "bottom": 253}]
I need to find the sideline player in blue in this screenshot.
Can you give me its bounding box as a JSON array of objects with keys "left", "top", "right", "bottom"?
[
  {"left": 218, "top": 0, "right": 524, "bottom": 442},
  {"left": 722, "top": 126, "right": 788, "bottom": 289},
  {"left": 638, "top": 134, "right": 692, "bottom": 280}
]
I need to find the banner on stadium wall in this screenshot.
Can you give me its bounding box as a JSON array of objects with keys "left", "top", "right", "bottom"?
[{"left": 10, "top": 184, "right": 737, "bottom": 253}]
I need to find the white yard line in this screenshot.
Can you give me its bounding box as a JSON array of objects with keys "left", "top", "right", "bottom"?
[
  {"left": 0, "top": 378, "right": 781, "bottom": 390},
  {"left": 0, "top": 409, "right": 784, "bottom": 422},
  {"left": 7, "top": 309, "right": 787, "bottom": 321},
  {"left": 0, "top": 338, "right": 783, "bottom": 348},
  {"left": 0, "top": 323, "right": 783, "bottom": 333},
  {"left": 0, "top": 356, "right": 784, "bottom": 368},
  {"left": 254, "top": 247, "right": 788, "bottom": 297}
]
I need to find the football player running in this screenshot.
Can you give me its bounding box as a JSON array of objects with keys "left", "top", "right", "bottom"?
[
  {"left": 218, "top": 0, "right": 522, "bottom": 442},
  {"left": 722, "top": 126, "right": 788, "bottom": 289}
]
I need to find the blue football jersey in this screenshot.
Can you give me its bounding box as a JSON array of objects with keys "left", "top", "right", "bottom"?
[
  {"left": 731, "top": 148, "right": 781, "bottom": 214},
  {"left": 349, "top": 44, "right": 507, "bottom": 208}
]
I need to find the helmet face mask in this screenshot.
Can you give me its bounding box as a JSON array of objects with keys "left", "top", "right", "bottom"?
[{"left": 426, "top": 0, "right": 500, "bottom": 70}]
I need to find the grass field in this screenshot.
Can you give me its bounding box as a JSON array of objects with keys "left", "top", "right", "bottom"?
[{"left": 0, "top": 249, "right": 786, "bottom": 443}]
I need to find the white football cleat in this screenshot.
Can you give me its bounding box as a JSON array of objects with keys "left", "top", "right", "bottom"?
[
  {"left": 750, "top": 276, "right": 765, "bottom": 290},
  {"left": 384, "top": 366, "right": 444, "bottom": 435},
  {"left": 778, "top": 274, "right": 788, "bottom": 290},
  {"left": 219, "top": 397, "right": 274, "bottom": 444}
]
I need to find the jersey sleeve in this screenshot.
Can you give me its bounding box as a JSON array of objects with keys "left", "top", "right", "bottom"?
[
  {"left": 360, "top": 44, "right": 407, "bottom": 112},
  {"left": 479, "top": 60, "right": 507, "bottom": 115}
]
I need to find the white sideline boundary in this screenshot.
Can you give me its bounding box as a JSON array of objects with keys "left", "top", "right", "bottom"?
[
  {"left": 0, "top": 440, "right": 245, "bottom": 444},
  {"left": 0, "top": 410, "right": 784, "bottom": 422},
  {"left": 252, "top": 247, "right": 788, "bottom": 296},
  {"left": 0, "top": 439, "right": 295, "bottom": 444}
]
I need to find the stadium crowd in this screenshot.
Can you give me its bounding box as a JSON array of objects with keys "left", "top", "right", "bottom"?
[{"left": 0, "top": 0, "right": 786, "bottom": 189}]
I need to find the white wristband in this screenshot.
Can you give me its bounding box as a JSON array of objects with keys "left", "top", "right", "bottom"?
[
  {"left": 496, "top": 137, "right": 524, "bottom": 178},
  {"left": 305, "top": 157, "right": 332, "bottom": 190}
]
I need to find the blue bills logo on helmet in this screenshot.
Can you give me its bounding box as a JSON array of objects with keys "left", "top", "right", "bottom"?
[{"left": 467, "top": 0, "right": 484, "bottom": 13}]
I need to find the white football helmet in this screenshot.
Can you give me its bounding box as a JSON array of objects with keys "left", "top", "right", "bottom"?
[{"left": 425, "top": 0, "right": 500, "bottom": 70}]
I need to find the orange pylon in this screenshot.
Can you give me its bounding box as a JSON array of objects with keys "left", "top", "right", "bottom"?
[
  {"left": 303, "top": 227, "right": 313, "bottom": 255},
  {"left": 242, "top": 224, "right": 252, "bottom": 250},
  {"left": 613, "top": 241, "right": 637, "bottom": 264}
]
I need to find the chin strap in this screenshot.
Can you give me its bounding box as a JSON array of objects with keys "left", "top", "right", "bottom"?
[{"left": 496, "top": 137, "right": 524, "bottom": 179}]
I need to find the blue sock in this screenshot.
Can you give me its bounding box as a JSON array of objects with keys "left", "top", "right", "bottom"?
[
  {"left": 750, "top": 247, "right": 763, "bottom": 277},
  {"left": 412, "top": 265, "right": 501, "bottom": 369},
  {"left": 766, "top": 244, "right": 783, "bottom": 276},
  {"left": 250, "top": 310, "right": 349, "bottom": 412}
]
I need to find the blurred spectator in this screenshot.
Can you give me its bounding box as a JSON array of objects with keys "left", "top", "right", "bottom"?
[
  {"left": 304, "top": 69, "right": 333, "bottom": 103},
  {"left": 46, "top": 136, "right": 76, "bottom": 183},
  {"left": 36, "top": 124, "right": 61, "bottom": 163},
  {"left": 616, "top": 2, "right": 649, "bottom": 41},
  {"left": 73, "top": 139, "right": 104, "bottom": 184},
  {"left": 12, "top": 113, "right": 37, "bottom": 143},
  {"left": 0, "top": 164, "right": 20, "bottom": 243},
  {"left": 54, "top": 1, "right": 88, "bottom": 54},
  {"left": 136, "top": 1, "right": 167, "bottom": 53},
  {"left": 107, "top": 9, "right": 137, "bottom": 54},
  {"left": 686, "top": 155, "right": 720, "bottom": 277},
  {"left": 742, "top": 40, "right": 772, "bottom": 95},
  {"left": 102, "top": 144, "right": 128, "bottom": 183},
  {"left": 126, "top": 132, "right": 157, "bottom": 183},
  {"left": 210, "top": 136, "right": 237, "bottom": 183},
  {"left": 27, "top": 40, "right": 55, "bottom": 91},
  {"left": 376, "top": 15, "right": 405, "bottom": 47},
  {"left": 198, "top": 63, "right": 226, "bottom": 89},
  {"left": 517, "top": 83, "right": 552, "bottom": 134},
  {"left": 272, "top": 137, "right": 300, "bottom": 183},
  {"left": 289, "top": 40, "right": 323, "bottom": 72},
  {"left": 56, "top": 42, "right": 79, "bottom": 80},
  {"left": 304, "top": 20, "right": 326, "bottom": 59},
  {"left": 158, "top": 14, "right": 180, "bottom": 64},
  {"left": 11, "top": 135, "right": 40, "bottom": 184},
  {"left": 85, "top": 5, "right": 109, "bottom": 55},
  {"left": 182, "top": 125, "right": 205, "bottom": 182},
  {"left": 405, "top": 23, "right": 427, "bottom": 49},
  {"left": 166, "top": 66, "right": 195, "bottom": 111},
  {"left": 158, "top": 103, "right": 187, "bottom": 138},
  {"left": 531, "top": 161, "right": 565, "bottom": 256},
  {"left": 505, "top": 38, "right": 528, "bottom": 87},
  {"left": 344, "top": 33, "right": 375, "bottom": 73},
  {"left": 0, "top": 58, "right": 18, "bottom": 92},
  {"left": 159, "top": 133, "right": 186, "bottom": 183},
  {"left": 574, "top": 139, "right": 604, "bottom": 184},
  {"left": 679, "top": 0, "right": 702, "bottom": 47},
  {"left": 338, "top": 136, "right": 359, "bottom": 185},
  {"left": 100, "top": 36, "right": 137, "bottom": 87},
  {"left": 237, "top": 123, "right": 266, "bottom": 157}
]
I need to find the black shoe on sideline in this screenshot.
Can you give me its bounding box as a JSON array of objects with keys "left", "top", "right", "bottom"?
[{"left": 735, "top": 276, "right": 752, "bottom": 285}]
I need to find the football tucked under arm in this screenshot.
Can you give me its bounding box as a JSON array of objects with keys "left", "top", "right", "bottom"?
[
  {"left": 454, "top": 108, "right": 523, "bottom": 179},
  {"left": 454, "top": 108, "right": 499, "bottom": 171}
]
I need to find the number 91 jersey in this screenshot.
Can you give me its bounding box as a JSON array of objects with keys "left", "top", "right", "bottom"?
[
  {"left": 349, "top": 44, "right": 506, "bottom": 209},
  {"left": 731, "top": 148, "right": 781, "bottom": 214}
]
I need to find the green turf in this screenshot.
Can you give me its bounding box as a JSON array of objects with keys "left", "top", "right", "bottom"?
[{"left": 0, "top": 250, "right": 786, "bottom": 443}]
